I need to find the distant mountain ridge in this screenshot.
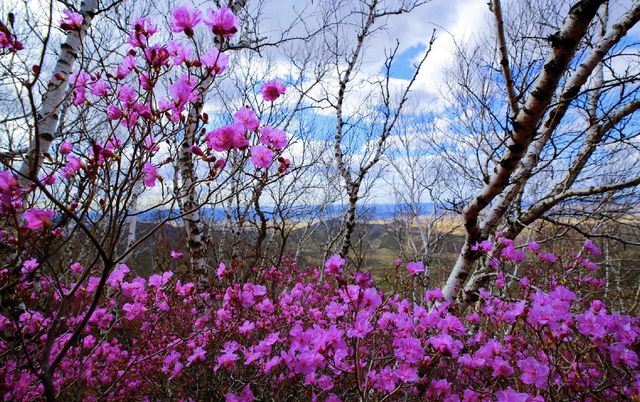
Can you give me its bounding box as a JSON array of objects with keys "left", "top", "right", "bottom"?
[{"left": 136, "top": 202, "right": 438, "bottom": 222}]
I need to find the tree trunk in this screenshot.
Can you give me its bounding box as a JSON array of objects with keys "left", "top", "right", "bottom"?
[{"left": 19, "top": 0, "right": 98, "bottom": 183}]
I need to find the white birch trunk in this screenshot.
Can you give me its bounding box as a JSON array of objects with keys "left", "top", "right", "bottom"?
[{"left": 19, "top": 0, "right": 98, "bottom": 183}]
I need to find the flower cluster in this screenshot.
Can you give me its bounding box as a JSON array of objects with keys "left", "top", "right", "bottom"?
[{"left": 1, "top": 242, "right": 638, "bottom": 401}]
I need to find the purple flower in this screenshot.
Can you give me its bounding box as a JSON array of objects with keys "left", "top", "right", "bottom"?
[
  {"left": 142, "top": 162, "right": 160, "bottom": 187},
  {"left": 583, "top": 239, "right": 601, "bottom": 257},
  {"left": 259, "top": 126, "right": 287, "bottom": 150},
  {"left": 325, "top": 254, "right": 345, "bottom": 275},
  {"left": 170, "top": 6, "right": 201, "bottom": 37},
  {"left": 60, "top": 9, "right": 83, "bottom": 31},
  {"left": 24, "top": 209, "right": 55, "bottom": 230},
  {"left": 206, "top": 124, "right": 248, "bottom": 152},
  {"left": 261, "top": 79, "right": 286, "bottom": 101},
  {"left": 204, "top": 6, "right": 239, "bottom": 37},
  {"left": 538, "top": 252, "right": 557, "bottom": 264},
  {"left": 201, "top": 47, "right": 228, "bottom": 74},
  {"left": 250, "top": 145, "right": 274, "bottom": 169},
  {"left": 406, "top": 261, "right": 424, "bottom": 275},
  {"left": 517, "top": 357, "right": 549, "bottom": 388},
  {"left": 471, "top": 239, "right": 493, "bottom": 253},
  {"left": 234, "top": 107, "right": 260, "bottom": 131}
]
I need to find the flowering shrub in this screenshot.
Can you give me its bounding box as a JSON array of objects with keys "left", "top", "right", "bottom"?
[
  {"left": 1, "top": 3, "right": 638, "bottom": 402},
  {"left": 1, "top": 241, "right": 638, "bottom": 401}
]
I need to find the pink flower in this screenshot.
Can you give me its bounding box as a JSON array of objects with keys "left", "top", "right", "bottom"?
[
  {"left": 167, "top": 40, "right": 192, "bottom": 65},
  {"left": 0, "top": 32, "right": 23, "bottom": 52},
  {"left": 261, "top": 79, "right": 286, "bottom": 101},
  {"left": 90, "top": 79, "right": 109, "bottom": 97},
  {"left": 149, "top": 271, "right": 173, "bottom": 288},
  {"left": 491, "top": 356, "right": 514, "bottom": 377},
  {"left": 59, "top": 142, "right": 73, "bottom": 154},
  {"left": 170, "top": 6, "right": 201, "bottom": 37},
  {"left": 162, "top": 350, "right": 184, "bottom": 378},
  {"left": 107, "top": 263, "right": 130, "bottom": 288},
  {"left": 217, "top": 262, "right": 227, "bottom": 279},
  {"left": 234, "top": 107, "right": 260, "bottom": 131},
  {"left": 128, "top": 17, "right": 157, "bottom": 48},
  {"left": 583, "top": 239, "right": 601, "bottom": 257},
  {"left": 116, "top": 55, "right": 136, "bottom": 79},
  {"left": 142, "top": 162, "right": 160, "bottom": 187},
  {"left": 277, "top": 157, "right": 291, "bottom": 173},
  {"left": 526, "top": 241, "right": 540, "bottom": 252},
  {"left": 187, "top": 347, "right": 206, "bottom": 366},
  {"left": 143, "top": 135, "right": 160, "bottom": 152},
  {"left": 82, "top": 335, "right": 96, "bottom": 349},
  {"left": 70, "top": 262, "right": 84, "bottom": 273},
  {"left": 206, "top": 124, "right": 248, "bottom": 152},
  {"left": 122, "top": 302, "right": 146, "bottom": 321},
  {"left": 495, "top": 388, "right": 534, "bottom": 402},
  {"left": 201, "top": 47, "right": 228, "bottom": 74},
  {"left": 170, "top": 250, "right": 184, "bottom": 260},
  {"left": 225, "top": 384, "right": 254, "bottom": 402},
  {"left": 517, "top": 357, "right": 549, "bottom": 388},
  {"left": 501, "top": 246, "right": 525, "bottom": 262},
  {"left": 259, "top": 126, "right": 287, "bottom": 150},
  {"left": 106, "top": 105, "right": 123, "bottom": 120},
  {"left": 69, "top": 71, "right": 90, "bottom": 105},
  {"left": 62, "top": 155, "right": 83, "bottom": 178},
  {"left": 424, "top": 288, "right": 443, "bottom": 302},
  {"left": 538, "top": 252, "right": 557, "bottom": 264},
  {"left": 204, "top": 6, "right": 239, "bottom": 37},
  {"left": 471, "top": 240, "right": 493, "bottom": 253},
  {"left": 406, "top": 261, "right": 424, "bottom": 275},
  {"left": 118, "top": 84, "right": 137, "bottom": 105},
  {"left": 24, "top": 209, "right": 55, "bottom": 230},
  {"left": 325, "top": 254, "right": 345, "bottom": 275},
  {"left": 0, "top": 171, "right": 18, "bottom": 193},
  {"left": 21, "top": 258, "right": 39, "bottom": 275},
  {"left": 169, "top": 75, "right": 199, "bottom": 115},
  {"left": 144, "top": 45, "right": 170, "bottom": 68},
  {"left": 60, "top": 9, "right": 83, "bottom": 31},
  {"left": 250, "top": 145, "right": 274, "bottom": 169}
]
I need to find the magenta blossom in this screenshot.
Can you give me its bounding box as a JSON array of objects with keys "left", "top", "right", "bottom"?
[
  {"left": 206, "top": 124, "right": 248, "bottom": 152},
  {"left": 169, "top": 6, "right": 201, "bottom": 37},
  {"left": 471, "top": 240, "right": 493, "bottom": 253},
  {"left": 59, "top": 142, "right": 73, "bottom": 154},
  {"left": 261, "top": 79, "right": 286, "bottom": 101},
  {"left": 201, "top": 47, "right": 229, "bottom": 74},
  {"left": 128, "top": 17, "right": 158, "bottom": 48},
  {"left": 277, "top": 156, "right": 291, "bottom": 173},
  {"left": 90, "top": 79, "right": 109, "bottom": 97},
  {"left": 204, "top": 6, "right": 239, "bottom": 37},
  {"left": 325, "top": 254, "right": 346, "bottom": 275},
  {"left": 143, "top": 135, "right": 160, "bottom": 152},
  {"left": 583, "top": 239, "right": 601, "bottom": 257},
  {"left": 21, "top": 258, "right": 39, "bottom": 275},
  {"left": 60, "top": 9, "right": 83, "bottom": 31},
  {"left": 169, "top": 75, "right": 199, "bottom": 116},
  {"left": 24, "top": 209, "right": 55, "bottom": 230},
  {"left": 259, "top": 126, "right": 287, "bottom": 150},
  {"left": 142, "top": 162, "right": 160, "bottom": 187},
  {"left": 406, "top": 261, "right": 425, "bottom": 275},
  {"left": 0, "top": 31, "right": 23, "bottom": 52},
  {"left": 250, "top": 145, "right": 274, "bottom": 169},
  {"left": 62, "top": 155, "right": 83, "bottom": 178},
  {"left": 167, "top": 40, "right": 192, "bottom": 65},
  {"left": 70, "top": 262, "right": 84, "bottom": 274},
  {"left": 170, "top": 250, "right": 184, "bottom": 260},
  {"left": 234, "top": 107, "right": 260, "bottom": 131},
  {"left": 538, "top": 252, "right": 557, "bottom": 264}
]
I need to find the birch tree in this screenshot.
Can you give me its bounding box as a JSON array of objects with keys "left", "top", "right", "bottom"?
[{"left": 441, "top": 0, "right": 640, "bottom": 302}]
